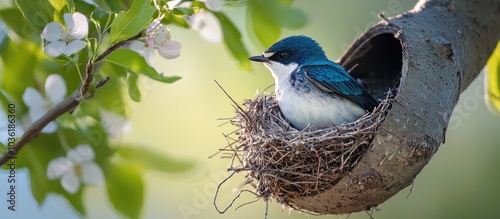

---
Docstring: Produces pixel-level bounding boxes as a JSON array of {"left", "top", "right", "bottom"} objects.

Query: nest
[{"left": 219, "top": 93, "right": 392, "bottom": 213}]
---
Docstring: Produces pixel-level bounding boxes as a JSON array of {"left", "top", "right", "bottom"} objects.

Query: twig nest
[{"left": 227, "top": 93, "right": 392, "bottom": 214}]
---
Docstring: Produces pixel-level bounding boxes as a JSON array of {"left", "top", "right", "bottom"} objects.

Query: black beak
[{"left": 249, "top": 55, "right": 270, "bottom": 63}]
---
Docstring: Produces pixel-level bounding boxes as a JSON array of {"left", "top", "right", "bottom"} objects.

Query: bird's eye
[{"left": 277, "top": 51, "right": 289, "bottom": 60}]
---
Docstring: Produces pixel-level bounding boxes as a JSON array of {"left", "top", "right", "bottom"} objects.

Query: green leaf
[
  {"left": 0, "top": 40, "right": 39, "bottom": 107},
  {"left": 61, "top": 188, "right": 85, "bottom": 215},
  {"left": 88, "top": 37, "right": 98, "bottom": 59},
  {"left": 102, "top": 48, "right": 181, "bottom": 83},
  {"left": 15, "top": 0, "right": 54, "bottom": 30},
  {"left": 99, "top": 59, "right": 128, "bottom": 78},
  {"left": 0, "top": 8, "right": 38, "bottom": 39},
  {"left": 247, "top": 2, "right": 281, "bottom": 47},
  {"left": 105, "top": 160, "right": 144, "bottom": 219},
  {"left": 108, "top": 0, "right": 156, "bottom": 45},
  {"left": 171, "top": 15, "right": 190, "bottom": 28},
  {"left": 213, "top": 12, "right": 251, "bottom": 70},
  {"left": 104, "top": 0, "right": 131, "bottom": 12},
  {"left": 486, "top": 41, "right": 500, "bottom": 115},
  {"left": 0, "top": 142, "right": 5, "bottom": 154},
  {"left": 251, "top": 0, "right": 307, "bottom": 30},
  {"left": 0, "top": 92, "right": 10, "bottom": 111},
  {"left": 246, "top": 0, "right": 307, "bottom": 48},
  {"left": 117, "top": 146, "right": 195, "bottom": 173},
  {"left": 171, "top": 7, "right": 196, "bottom": 16},
  {"left": 93, "top": 76, "right": 128, "bottom": 117},
  {"left": 83, "top": 0, "right": 129, "bottom": 13},
  {"left": 162, "top": 13, "right": 190, "bottom": 28},
  {"left": 71, "top": 0, "right": 96, "bottom": 15},
  {"left": 48, "top": 0, "right": 68, "bottom": 13},
  {"left": 127, "top": 71, "right": 141, "bottom": 102}
]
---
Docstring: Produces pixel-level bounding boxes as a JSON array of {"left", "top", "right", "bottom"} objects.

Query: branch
[
  {"left": 0, "top": 31, "right": 144, "bottom": 167},
  {"left": 80, "top": 31, "right": 143, "bottom": 97},
  {"left": 0, "top": 77, "right": 110, "bottom": 166}
]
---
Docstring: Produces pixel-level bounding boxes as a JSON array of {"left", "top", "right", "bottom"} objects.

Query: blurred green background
[{"left": 2, "top": 0, "right": 500, "bottom": 218}]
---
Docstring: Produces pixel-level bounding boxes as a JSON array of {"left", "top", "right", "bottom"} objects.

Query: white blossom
[
  {"left": 188, "top": 9, "right": 222, "bottom": 43},
  {"left": 167, "top": 0, "right": 222, "bottom": 43},
  {"left": 42, "top": 12, "right": 88, "bottom": 57},
  {"left": 99, "top": 108, "right": 132, "bottom": 139},
  {"left": 47, "top": 144, "right": 104, "bottom": 194},
  {"left": 199, "top": 0, "right": 223, "bottom": 12},
  {"left": 22, "top": 74, "right": 67, "bottom": 134},
  {"left": 146, "top": 18, "right": 182, "bottom": 59},
  {"left": 127, "top": 18, "right": 181, "bottom": 68}
]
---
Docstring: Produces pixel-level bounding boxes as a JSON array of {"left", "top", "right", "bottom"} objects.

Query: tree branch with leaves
[{"left": 0, "top": 0, "right": 307, "bottom": 217}]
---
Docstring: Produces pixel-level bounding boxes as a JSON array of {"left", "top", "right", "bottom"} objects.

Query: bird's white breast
[
  {"left": 264, "top": 61, "right": 366, "bottom": 130},
  {"left": 278, "top": 83, "right": 365, "bottom": 130}
]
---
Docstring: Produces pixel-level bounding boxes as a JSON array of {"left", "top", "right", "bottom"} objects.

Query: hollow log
[{"left": 289, "top": 0, "right": 500, "bottom": 214}]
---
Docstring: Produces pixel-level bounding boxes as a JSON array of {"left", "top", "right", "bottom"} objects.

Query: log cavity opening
[{"left": 342, "top": 33, "right": 402, "bottom": 101}]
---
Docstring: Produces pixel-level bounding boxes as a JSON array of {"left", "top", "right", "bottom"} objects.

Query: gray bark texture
[{"left": 290, "top": 0, "right": 500, "bottom": 214}]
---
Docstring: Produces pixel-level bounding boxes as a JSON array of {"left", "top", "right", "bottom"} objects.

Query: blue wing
[{"left": 303, "top": 62, "right": 378, "bottom": 111}]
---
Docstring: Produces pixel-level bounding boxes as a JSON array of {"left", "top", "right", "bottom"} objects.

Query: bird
[{"left": 249, "top": 35, "right": 378, "bottom": 130}]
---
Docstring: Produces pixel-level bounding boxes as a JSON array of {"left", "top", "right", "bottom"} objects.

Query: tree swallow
[{"left": 249, "top": 35, "right": 378, "bottom": 130}]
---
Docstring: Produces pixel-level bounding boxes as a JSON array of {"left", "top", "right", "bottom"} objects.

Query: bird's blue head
[
  {"left": 250, "top": 35, "right": 327, "bottom": 66},
  {"left": 249, "top": 36, "right": 327, "bottom": 81}
]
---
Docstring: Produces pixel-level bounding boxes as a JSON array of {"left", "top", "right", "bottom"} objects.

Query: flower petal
[
  {"left": 63, "top": 40, "right": 86, "bottom": 56},
  {"left": 28, "top": 108, "right": 45, "bottom": 125},
  {"left": 47, "top": 157, "right": 73, "bottom": 179},
  {"left": 0, "top": 109, "right": 9, "bottom": 145},
  {"left": 158, "top": 40, "right": 181, "bottom": 59},
  {"left": 126, "top": 40, "right": 146, "bottom": 52},
  {"left": 80, "top": 162, "right": 104, "bottom": 186},
  {"left": 67, "top": 144, "right": 95, "bottom": 164},
  {"left": 41, "top": 121, "right": 58, "bottom": 134},
  {"left": 42, "top": 22, "right": 65, "bottom": 42},
  {"left": 65, "top": 12, "right": 88, "bottom": 39},
  {"left": 99, "top": 108, "right": 132, "bottom": 138},
  {"left": 22, "top": 87, "right": 45, "bottom": 109},
  {"left": 167, "top": 0, "right": 182, "bottom": 8},
  {"left": 189, "top": 11, "right": 222, "bottom": 43},
  {"left": 146, "top": 19, "right": 162, "bottom": 37},
  {"left": 146, "top": 19, "right": 162, "bottom": 48},
  {"left": 147, "top": 22, "right": 171, "bottom": 48},
  {"left": 45, "top": 74, "right": 67, "bottom": 104},
  {"left": 141, "top": 47, "right": 157, "bottom": 67},
  {"left": 44, "top": 41, "right": 66, "bottom": 57},
  {"left": 203, "top": 0, "right": 222, "bottom": 12},
  {"left": 61, "top": 170, "right": 80, "bottom": 194},
  {"left": 126, "top": 41, "right": 157, "bottom": 67},
  {"left": 63, "top": 13, "right": 75, "bottom": 33},
  {"left": 27, "top": 105, "right": 58, "bottom": 134},
  {"left": 146, "top": 36, "right": 155, "bottom": 48}
]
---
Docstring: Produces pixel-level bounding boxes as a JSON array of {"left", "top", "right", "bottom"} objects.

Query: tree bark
[{"left": 290, "top": 0, "right": 500, "bottom": 214}]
